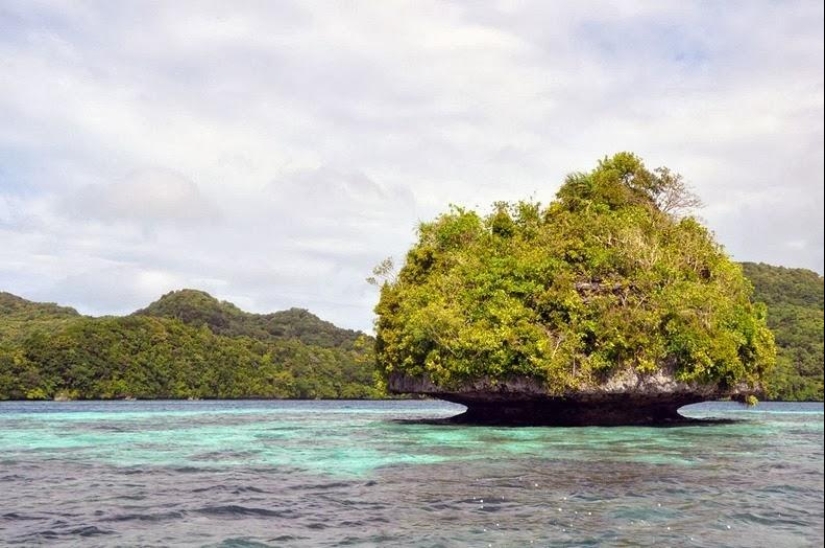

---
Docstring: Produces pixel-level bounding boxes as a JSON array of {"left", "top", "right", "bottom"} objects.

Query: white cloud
[
  {"left": 64, "top": 168, "right": 219, "bottom": 227},
  {"left": 0, "top": 0, "right": 822, "bottom": 330}
]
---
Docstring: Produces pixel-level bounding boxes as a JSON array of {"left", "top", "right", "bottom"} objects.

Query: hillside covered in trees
[
  {"left": 0, "top": 291, "right": 382, "bottom": 401},
  {"left": 375, "top": 154, "right": 776, "bottom": 416},
  {"left": 0, "top": 261, "right": 821, "bottom": 402},
  {"left": 373, "top": 154, "right": 822, "bottom": 410},
  {"left": 133, "top": 289, "right": 362, "bottom": 349},
  {"left": 742, "top": 263, "right": 823, "bottom": 401}
]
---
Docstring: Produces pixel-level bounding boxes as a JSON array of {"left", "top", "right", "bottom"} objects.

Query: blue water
[{"left": 0, "top": 400, "right": 822, "bottom": 547}]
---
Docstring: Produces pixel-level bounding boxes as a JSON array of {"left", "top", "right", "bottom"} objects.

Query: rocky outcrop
[{"left": 388, "top": 369, "right": 736, "bottom": 426}]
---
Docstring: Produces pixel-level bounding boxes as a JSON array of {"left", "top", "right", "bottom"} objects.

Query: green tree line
[
  {"left": 742, "top": 263, "right": 823, "bottom": 401},
  {"left": 0, "top": 291, "right": 383, "bottom": 400}
]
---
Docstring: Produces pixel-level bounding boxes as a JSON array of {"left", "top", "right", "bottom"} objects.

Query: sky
[{"left": 1, "top": 0, "right": 823, "bottom": 332}]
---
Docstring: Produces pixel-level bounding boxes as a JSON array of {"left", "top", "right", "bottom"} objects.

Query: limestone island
[{"left": 373, "top": 153, "right": 776, "bottom": 426}]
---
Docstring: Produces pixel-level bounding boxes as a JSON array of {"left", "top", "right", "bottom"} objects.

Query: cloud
[
  {"left": 0, "top": 0, "right": 821, "bottom": 330},
  {"left": 63, "top": 168, "right": 219, "bottom": 227},
  {"left": 264, "top": 165, "right": 418, "bottom": 237}
]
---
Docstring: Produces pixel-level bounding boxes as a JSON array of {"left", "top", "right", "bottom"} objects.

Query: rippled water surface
[{"left": 0, "top": 400, "right": 822, "bottom": 547}]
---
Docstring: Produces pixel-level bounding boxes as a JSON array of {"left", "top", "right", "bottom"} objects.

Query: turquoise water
[{"left": 0, "top": 400, "right": 822, "bottom": 546}]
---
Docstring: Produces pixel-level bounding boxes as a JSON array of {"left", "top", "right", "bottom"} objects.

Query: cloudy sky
[{"left": 1, "top": 1, "right": 822, "bottom": 332}]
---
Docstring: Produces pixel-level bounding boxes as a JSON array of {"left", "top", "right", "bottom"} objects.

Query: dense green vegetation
[
  {"left": 0, "top": 292, "right": 81, "bottom": 343},
  {"left": 375, "top": 153, "right": 776, "bottom": 396},
  {"left": 742, "top": 263, "right": 823, "bottom": 401},
  {"left": 0, "top": 291, "right": 382, "bottom": 400},
  {"left": 134, "top": 289, "right": 362, "bottom": 349},
  {"left": 0, "top": 292, "right": 80, "bottom": 320}
]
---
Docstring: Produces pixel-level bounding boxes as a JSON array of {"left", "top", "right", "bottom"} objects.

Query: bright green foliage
[
  {"left": 0, "top": 292, "right": 383, "bottom": 400},
  {"left": 742, "top": 262, "right": 823, "bottom": 401},
  {"left": 375, "top": 153, "right": 776, "bottom": 394}
]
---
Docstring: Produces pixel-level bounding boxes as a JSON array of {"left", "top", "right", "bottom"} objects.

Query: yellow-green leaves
[{"left": 374, "top": 154, "right": 777, "bottom": 394}]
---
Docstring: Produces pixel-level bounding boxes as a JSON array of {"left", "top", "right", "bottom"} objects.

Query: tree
[
  {"left": 374, "top": 153, "right": 775, "bottom": 396},
  {"left": 0, "top": 291, "right": 385, "bottom": 400},
  {"left": 741, "top": 262, "right": 823, "bottom": 401}
]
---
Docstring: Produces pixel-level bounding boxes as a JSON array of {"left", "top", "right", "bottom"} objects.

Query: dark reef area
[{"left": 389, "top": 372, "right": 741, "bottom": 427}]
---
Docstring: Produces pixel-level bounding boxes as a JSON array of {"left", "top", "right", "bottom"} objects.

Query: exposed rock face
[{"left": 388, "top": 370, "right": 734, "bottom": 426}]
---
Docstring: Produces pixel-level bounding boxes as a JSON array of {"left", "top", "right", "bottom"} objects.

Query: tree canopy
[
  {"left": 134, "top": 289, "right": 362, "bottom": 349},
  {"left": 742, "top": 263, "right": 823, "bottom": 401},
  {"left": 374, "top": 153, "right": 776, "bottom": 396},
  {"left": 0, "top": 291, "right": 382, "bottom": 401}
]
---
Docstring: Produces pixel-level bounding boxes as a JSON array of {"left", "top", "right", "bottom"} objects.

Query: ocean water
[{"left": 0, "top": 400, "right": 822, "bottom": 547}]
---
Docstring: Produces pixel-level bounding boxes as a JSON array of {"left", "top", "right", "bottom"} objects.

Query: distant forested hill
[
  {"left": 0, "top": 292, "right": 80, "bottom": 319},
  {"left": 0, "top": 292, "right": 81, "bottom": 343},
  {"left": 0, "top": 291, "right": 382, "bottom": 401},
  {"left": 741, "top": 263, "right": 824, "bottom": 401},
  {"left": 133, "top": 289, "right": 361, "bottom": 349}
]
